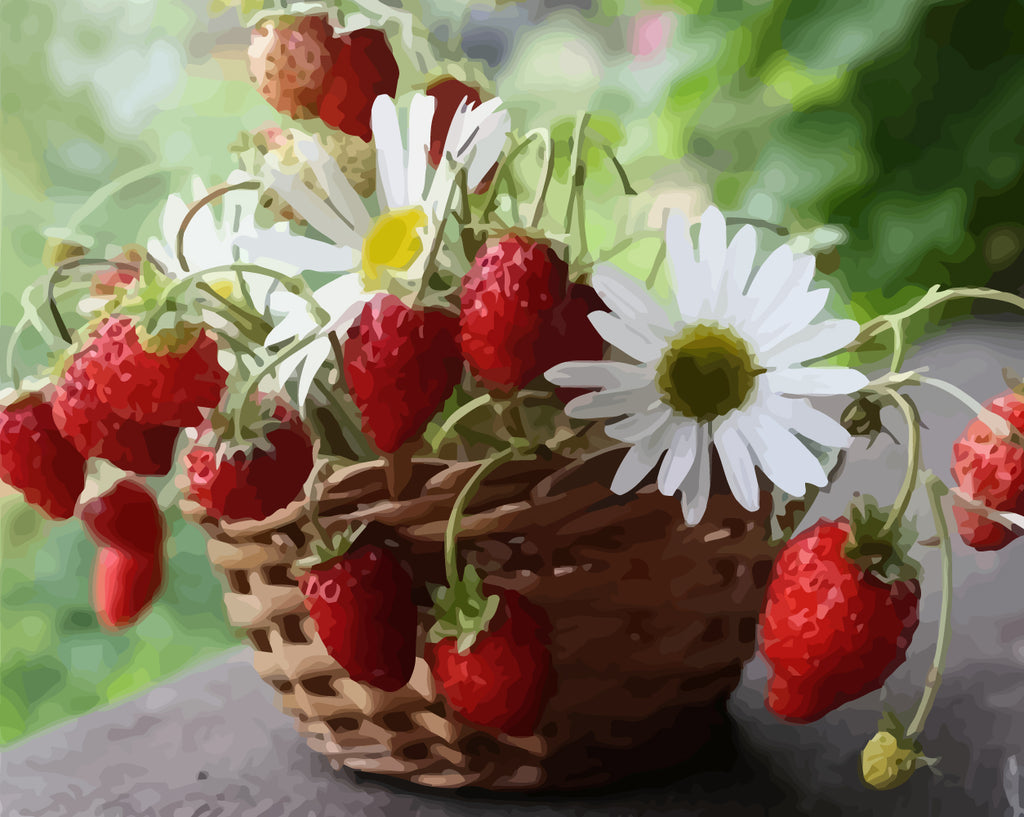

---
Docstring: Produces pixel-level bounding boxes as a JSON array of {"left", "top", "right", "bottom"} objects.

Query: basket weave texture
[{"left": 184, "top": 446, "right": 785, "bottom": 790}]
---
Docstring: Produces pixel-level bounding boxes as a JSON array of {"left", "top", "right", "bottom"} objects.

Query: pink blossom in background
[{"left": 630, "top": 12, "right": 675, "bottom": 62}]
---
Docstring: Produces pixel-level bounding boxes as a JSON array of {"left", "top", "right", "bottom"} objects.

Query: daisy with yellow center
[{"left": 546, "top": 206, "right": 868, "bottom": 525}]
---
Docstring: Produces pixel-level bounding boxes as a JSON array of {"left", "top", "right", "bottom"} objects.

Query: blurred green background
[{"left": 2, "top": 0, "right": 1022, "bottom": 744}]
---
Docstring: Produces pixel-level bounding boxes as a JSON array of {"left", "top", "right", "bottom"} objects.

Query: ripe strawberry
[
  {"left": 248, "top": 13, "right": 337, "bottom": 120},
  {"left": 53, "top": 354, "right": 180, "bottom": 475},
  {"left": 299, "top": 543, "right": 417, "bottom": 691},
  {"left": 59, "top": 317, "right": 226, "bottom": 429},
  {"left": 950, "top": 390, "right": 1024, "bottom": 550},
  {"left": 342, "top": 294, "right": 463, "bottom": 453},
  {"left": 460, "top": 233, "right": 571, "bottom": 392},
  {"left": 82, "top": 480, "right": 165, "bottom": 630},
  {"left": 0, "top": 391, "right": 86, "bottom": 519},
  {"left": 425, "top": 76, "right": 484, "bottom": 168},
  {"left": 759, "top": 510, "right": 920, "bottom": 723},
  {"left": 427, "top": 587, "right": 555, "bottom": 736},
  {"left": 318, "top": 28, "right": 399, "bottom": 142},
  {"left": 539, "top": 282, "right": 608, "bottom": 403},
  {"left": 184, "top": 408, "right": 314, "bottom": 521}
]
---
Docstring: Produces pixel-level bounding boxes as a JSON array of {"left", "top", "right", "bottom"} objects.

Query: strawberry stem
[
  {"left": 175, "top": 180, "right": 260, "bottom": 274},
  {"left": 416, "top": 167, "right": 465, "bottom": 302},
  {"left": 564, "top": 111, "right": 592, "bottom": 261},
  {"left": 443, "top": 446, "right": 517, "bottom": 588},
  {"left": 645, "top": 239, "right": 667, "bottom": 289},
  {"left": 481, "top": 128, "right": 545, "bottom": 224},
  {"left": 429, "top": 393, "right": 493, "bottom": 453},
  {"left": 880, "top": 388, "right": 921, "bottom": 536},
  {"left": 907, "top": 472, "right": 954, "bottom": 739}
]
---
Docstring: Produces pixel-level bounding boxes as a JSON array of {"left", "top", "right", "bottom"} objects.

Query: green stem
[
  {"left": 645, "top": 240, "right": 667, "bottom": 289},
  {"left": 881, "top": 388, "right": 921, "bottom": 535},
  {"left": 313, "top": 379, "right": 370, "bottom": 461},
  {"left": 194, "top": 282, "right": 269, "bottom": 340},
  {"left": 45, "top": 257, "right": 136, "bottom": 345},
  {"left": 429, "top": 394, "right": 493, "bottom": 452},
  {"left": 907, "top": 473, "right": 954, "bottom": 739},
  {"left": 529, "top": 129, "right": 555, "bottom": 228},
  {"left": 563, "top": 111, "right": 592, "bottom": 245},
  {"left": 601, "top": 144, "right": 637, "bottom": 196},
  {"left": 443, "top": 446, "right": 516, "bottom": 588},
  {"left": 176, "top": 180, "right": 260, "bottom": 274},
  {"left": 233, "top": 334, "right": 321, "bottom": 425},
  {"left": 481, "top": 130, "right": 543, "bottom": 223},
  {"left": 914, "top": 374, "right": 1018, "bottom": 443},
  {"left": 417, "top": 168, "right": 463, "bottom": 302},
  {"left": 724, "top": 217, "right": 789, "bottom": 236}
]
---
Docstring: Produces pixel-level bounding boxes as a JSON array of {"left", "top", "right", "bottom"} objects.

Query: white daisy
[
  {"left": 545, "top": 205, "right": 868, "bottom": 525},
  {"left": 241, "top": 91, "right": 511, "bottom": 401}
]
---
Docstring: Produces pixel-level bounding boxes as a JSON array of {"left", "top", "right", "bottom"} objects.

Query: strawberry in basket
[{"left": 297, "top": 532, "right": 418, "bottom": 692}]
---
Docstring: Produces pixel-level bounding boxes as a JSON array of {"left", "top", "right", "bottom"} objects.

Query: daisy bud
[{"left": 860, "top": 730, "right": 932, "bottom": 791}]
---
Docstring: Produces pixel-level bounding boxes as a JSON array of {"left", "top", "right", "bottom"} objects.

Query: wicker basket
[{"left": 183, "top": 446, "right": 791, "bottom": 791}]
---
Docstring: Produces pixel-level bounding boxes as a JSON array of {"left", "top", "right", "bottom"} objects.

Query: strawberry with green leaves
[
  {"left": 426, "top": 567, "right": 556, "bottom": 736},
  {"left": 297, "top": 530, "right": 418, "bottom": 691},
  {"left": 81, "top": 480, "right": 166, "bottom": 630},
  {"left": 185, "top": 403, "right": 314, "bottom": 522},
  {"left": 759, "top": 499, "right": 921, "bottom": 723}
]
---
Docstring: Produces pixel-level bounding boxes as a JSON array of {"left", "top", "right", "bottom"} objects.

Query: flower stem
[
  {"left": 564, "top": 111, "right": 592, "bottom": 258},
  {"left": 907, "top": 473, "right": 954, "bottom": 740},
  {"left": 601, "top": 143, "right": 637, "bottom": 196},
  {"left": 645, "top": 240, "right": 667, "bottom": 289},
  {"left": 529, "top": 128, "right": 555, "bottom": 229},
  {"left": 881, "top": 388, "right": 922, "bottom": 535},
  {"left": 443, "top": 446, "right": 517, "bottom": 588}
]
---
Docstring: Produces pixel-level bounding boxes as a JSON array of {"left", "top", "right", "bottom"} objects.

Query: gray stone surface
[{"left": 4, "top": 318, "right": 1024, "bottom": 816}]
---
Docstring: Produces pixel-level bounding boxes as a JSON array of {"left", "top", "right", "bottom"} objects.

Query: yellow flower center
[
  {"left": 361, "top": 207, "right": 427, "bottom": 289},
  {"left": 208, "top": 279, "right": 236, "bottom": 299},
  {"left": 656, "top": 324, "right": 765, "bottom": 423}
]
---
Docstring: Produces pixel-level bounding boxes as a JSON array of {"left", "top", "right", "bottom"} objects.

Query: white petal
[
  {"left": 605, "top": 405, "right": 673, "bottom": 444},
  {"left": 679, "top": 428, "right": 712, "bottom": 525},
  {"left": 372, "top": 95, "right": 407, "bottom": 211},
  {"left": 265, "top": 311, "right": 316, "bottom": 346},
  {"left": 740, "top": 412, "right": 827, "bottom": 497},
  {"left": 588, "top": 312, "right": 665, "bottom": 363},
  {"left": 760, "top": 319, "right": 861, "bottom": 368},
  {"left": 406, "top": 93, "right": 435, "bottom": 208},
  {"left": 545, "top": 360, "right": 653, "bottom": 391},
  {"left": 236, "top": 229, "right": 359, "bottom": 274},
  {"left": 665, "top": 208, "right": 696, "bottom": 281},
  {"left": 312, "top": 274, "right": 366, "bottom": 321},
  {"left": 752, "top": 287, "right": 830, "bottom": 344},
  {"left": 564, "top": 384, "right": 662, "bottom": 420},
  {"left": 745, "top": 249, "right": 816, "bottom": 327},
  {"left": 609, "top": 417, "right": 678, "bottom": 495},
  {"left": 768, "top": 396, "right": 853, "bottom": 449},
  {"left": 698, "top": 206, "right": 727, "bottom": 289},
  {"left": 765, "top": 366, "right": 869, "bottom": 397},
  {"left": 297, "top": 337, "right": 333, "bottom": 405},
  {"left": 262, "top": 158, "right": 362, "bottom": 248},
  {"left": 464, "top": 110, "right": 511, "bottom": 190},
  {"left": 294, "top": 135, "right": 371, "bottom": 236},
  {"left": 713, "top": 418, "right": 760, "bottom": 511},
  {"left": 590, "top": 263, "right": 677, "bottom": 331},
  {"left": 656, "top": 420, "right": 699, "bottom": 496}
]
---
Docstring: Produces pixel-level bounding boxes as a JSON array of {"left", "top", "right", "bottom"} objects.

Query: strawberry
[
  {"left": 342, "top": 294, "right": 463, "bottom": 453},
  {"left": 248, "top": 13, "right": 337, "bottom": 120},
  {"left": 950, "top": 390, "right": 1024, "bottom": 550},
  {"left": 299, "top": 541, "right": 417, "bottom": 691},
  {"left": 82, "top": 480, "right": 165, "bottom": 630},
  {"left": 427, "top": 585, "right": 555, "bottom": 736},
  {"left": 539, "top": 282, "right": 608, "bottom": 403},
  {"left": 184, "top": 407, "right": 314, "bottom": 521},
  {"left": 759, "top": 507, "right": 920, "bottom": 723},
  {"left": 425, "top": 76, "right": 483, "bottom": 168},
  {"left": 318, "top": 28, "right": 399, "bottom": 142},
  {"left": 52, "top": 361, "right": 180, "bottom": 475},
  {"left": 0, "top": 390, "right": 87, "bottom": 519},
  {"left": 58, "top": 317, "right": 226, "bottom": 429},
  {"left": 459, "top": 233, "right": 571, "bottom": 392}
]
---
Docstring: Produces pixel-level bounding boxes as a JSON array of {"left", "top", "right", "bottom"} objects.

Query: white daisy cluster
[{"left": 546, "top": 206, "right": 867, "bottom": 524}]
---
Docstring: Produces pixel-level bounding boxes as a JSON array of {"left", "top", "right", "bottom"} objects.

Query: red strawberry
[
  {"left": 299, "top": 543, "right": 417, "bottom": 691},
  {"left": 759, "top": 513, "right": 921, "bottom": 723},
  {"left": 951, "top": 390, "right": 1024, "bottom": 550},
  {"left": 58, "top": 317, "right": 226, "bottom": 429},
  {"left": 427, "top": 587, "right": 555, "bottom": 736},
  {"left": 53, "top": 353, "right": 180, "bottom": 475},
  {"left": 318, "top": 28, "right": 399, "bottom": 142},
  {"left": 248, "top": 13, "right": 337, "bottom": 119},
  {"left": 539, "top": 282, "right": 608, "bottom": 403},
  {"left": 425, "top": 76, "right": 484, "bottom": 168},
  {"left": 82, "top": 480, "right": 165, "bottom": 630},
  {"left": 459, "top": 233, "right": 571, "bottom": 392},
  {"left": 184, "top": 408, "right": 314, "bottom": 521},
  {"left": 342, "top": 294, "right": 463, "bottom": 453},
  {"left": 0, "top": 391, "right": 86, "bottom": 519}
]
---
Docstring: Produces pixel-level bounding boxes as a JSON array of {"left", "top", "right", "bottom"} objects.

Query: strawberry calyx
[
  {"left": 292, "top": 522, "right": 366, "bottom": 574},
  {"left": 844, "top": 495, "right": 921, "bottom": 583},
  {"left": 427, "top": 565, "right": 501, "bottom": 654}
]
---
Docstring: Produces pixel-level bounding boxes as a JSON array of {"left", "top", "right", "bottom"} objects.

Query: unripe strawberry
[{"left": 248, "top": 13, "right": 337, "bottom": 119}]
